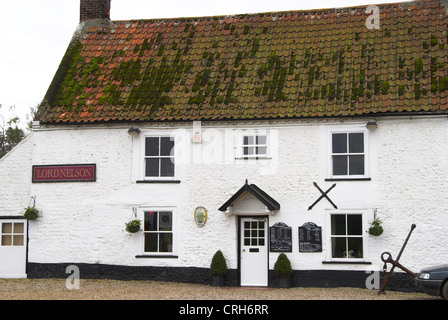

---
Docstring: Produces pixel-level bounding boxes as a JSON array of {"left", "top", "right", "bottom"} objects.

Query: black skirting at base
[{"left": 26, "top": 262, "right": 418, "bottom": 292}]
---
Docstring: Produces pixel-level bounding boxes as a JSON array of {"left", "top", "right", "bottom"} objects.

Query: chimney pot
[{"left": 80, "top": 0, "right": 111, "bottom": 22}]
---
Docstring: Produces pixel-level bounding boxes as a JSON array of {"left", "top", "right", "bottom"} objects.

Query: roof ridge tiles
[{"left": 93, "top": 0, "right": 443, "bottom": 25}]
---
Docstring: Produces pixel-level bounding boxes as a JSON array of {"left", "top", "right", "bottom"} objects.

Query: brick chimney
[{"left": 80, "top": 0, "right": 111, "bottom": 22}]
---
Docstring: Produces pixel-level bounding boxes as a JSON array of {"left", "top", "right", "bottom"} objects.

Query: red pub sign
[{"left": 32, "top": 164, "right": 96, "bottom": 183}]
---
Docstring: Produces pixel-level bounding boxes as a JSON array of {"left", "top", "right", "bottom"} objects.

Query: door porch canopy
[{"left": 218, "top": 180, "right": 280, "bottom": 216}]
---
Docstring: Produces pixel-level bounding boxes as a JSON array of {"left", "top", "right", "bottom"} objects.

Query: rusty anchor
[{"left": 378, "top": 224, "right": 416, "bottom": 295}]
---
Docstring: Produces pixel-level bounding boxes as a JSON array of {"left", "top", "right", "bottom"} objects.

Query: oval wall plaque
[{"left": 194, "top": 206, "right": 207, "bottom": 227}]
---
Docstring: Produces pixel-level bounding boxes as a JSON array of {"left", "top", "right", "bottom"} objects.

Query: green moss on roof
[{"left": 40, "top": 0, "right": 448, "bottom": 123}]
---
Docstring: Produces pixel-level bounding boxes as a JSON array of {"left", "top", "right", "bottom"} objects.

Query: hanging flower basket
[
  {"left": 125, "top": 219, "right": 141, "bottom": 233},
  {"left": 23, "top": 206, "right": 39, "bottom": 220},
  {"left": 368, "top": 218, "right": 384, "bottom": 236}
]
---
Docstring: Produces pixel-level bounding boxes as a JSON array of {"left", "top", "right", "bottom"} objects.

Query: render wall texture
[
  {"left": 1, "top": 117, "right": 447, "bottom": 277},
  {"left": 0, "top": 135, "right": 34, "bottom": 216}
]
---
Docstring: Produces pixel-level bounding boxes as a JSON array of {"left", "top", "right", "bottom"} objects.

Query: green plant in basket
[
  {"left": 23, "top": 206, "right": 39, "bottom": 220},
  {"left": 125, "top": 219, "right": 142, "bottom": 233},
  {"left": 368, "top": 217, "right": 384, "bottom": 236}
]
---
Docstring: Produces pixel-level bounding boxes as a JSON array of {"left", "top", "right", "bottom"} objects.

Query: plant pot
[
  {"left": 274, "top": 253, "right": 292, "bottom": 288},
  {"left": 211, "top": 275, "right": 224, "bottom": 287},
  {"left": 277, "top": 276, "right": 292, "bottom": 288},
  {"left": 210, "top": 250, "right": 227, "bottom": 287}
]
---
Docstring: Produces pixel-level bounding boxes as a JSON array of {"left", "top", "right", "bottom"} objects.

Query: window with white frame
[
  {"left": 240, "top": 133, "right": 268, "bottom": 158},
  {"left": 1, "top": 222, "right": 25, "bottom": 246},
  {"left": 143, "top": 210, "right": 173, "bottom": 253},
  {"left": 144, "top": 136, "right": 175, "bottom": 178},
  {"left": 329, "top": 213, "right": 365, "bottom": 259},
  {"left": 329, "top": 129, "right": 368, "bottom": 178}
]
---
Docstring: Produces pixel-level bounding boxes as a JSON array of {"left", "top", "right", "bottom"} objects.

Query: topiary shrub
[
  {"left": 274, "top": 253, "right": 292, "bottom": 288},
  {"left": 210, "top": 250, "right": 227, "bottom": 287},
  {"left": 210, "top": 250, "right": 227, "bottom": 276},
  {"left": 274, "top": 253, "right": 292, "bottom": 277}
]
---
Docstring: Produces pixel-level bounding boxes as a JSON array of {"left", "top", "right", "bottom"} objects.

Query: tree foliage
[{"left": 0, "top": 105, "right": 26, "bottom": 159}]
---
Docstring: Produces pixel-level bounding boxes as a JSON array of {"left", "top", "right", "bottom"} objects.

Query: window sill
[
  {"left": 322, "top": 260, "right": 372, "bottom": 265},
  {"left": 136, "top": 180, "right": 181, "bottom": 184},
  {"left": 0, "top": 215, "right": 26, "bottom": 219},
  {"left": 136, "top": 255, "right": 178, "bottom": 259},
  {"left": 325, "top": 178, "right": 371, "bottom": 182},
  {"left": 235, "top": 157, "right": 272, "bottom": 160}
]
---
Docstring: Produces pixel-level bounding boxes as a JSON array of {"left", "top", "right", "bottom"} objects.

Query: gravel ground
[{"left": 0, "top": 278, "right": 438, "bottom": 300}]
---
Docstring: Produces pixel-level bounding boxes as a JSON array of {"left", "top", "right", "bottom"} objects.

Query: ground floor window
[
  {"left": 329, "top": 212, "right": 364, "bottom": 259},
  {"left": 143, "top": 211, "right": 173, "bottom": 253}
]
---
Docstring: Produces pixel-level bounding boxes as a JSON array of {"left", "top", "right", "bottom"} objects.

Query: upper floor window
[
  {"left": 239, "top": 132, "right": 269, "bottom": 159},
  {"left": 144, "top": 137, "right": 175, "bottom": 178},
  {"left": 328, "top": 128, "right": 368, "bottom": 179}
]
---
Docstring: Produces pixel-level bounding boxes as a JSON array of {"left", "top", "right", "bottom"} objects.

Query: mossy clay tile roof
[{"left": 39, "top": 0, "right": 448, "bottom": 124}]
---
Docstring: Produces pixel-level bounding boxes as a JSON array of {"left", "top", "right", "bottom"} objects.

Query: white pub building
[{"left": 1, "top": 0, "right": 448, "bottom": 291}]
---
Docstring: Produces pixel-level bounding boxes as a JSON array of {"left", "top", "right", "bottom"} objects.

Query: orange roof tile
[{"left": 39, "top": 0, "right": 448, "bottom": 124}]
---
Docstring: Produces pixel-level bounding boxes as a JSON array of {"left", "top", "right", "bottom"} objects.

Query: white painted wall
[
  {"left": 1, "top": 117, "right": 447, "bottom": 275},
  {"left": 0, "top": 134, "right": 34, "bottom": 216}
]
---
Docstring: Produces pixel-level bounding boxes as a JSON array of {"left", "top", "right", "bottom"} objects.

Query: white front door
[
  {"left": 0, "top": 219, "right": 27, "bottom": 278},
  {"left": 240, "top": 217, "right": 268, "bottom": 286}
]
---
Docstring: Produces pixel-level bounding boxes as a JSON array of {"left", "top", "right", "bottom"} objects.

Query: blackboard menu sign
[
  {"left": 299, "top": 222, "right": 322, "bottom": 252},
  {"left": 270, "top": 223, "right": 292, "bottom": 252}
]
